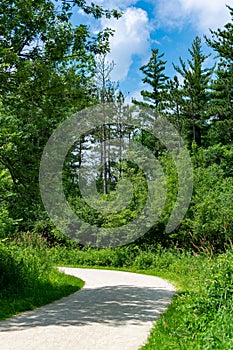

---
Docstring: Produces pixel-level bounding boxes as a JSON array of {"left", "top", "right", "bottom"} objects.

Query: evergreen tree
[
  {"left": 206, "top": 6, "right": 233, "bottom": 64},
  {"left": 163, "top": 75, "right": 185, "bottom": 142},
  {"left": 173, "top": 36, "right": 214, "bottom": 147},
  {"left": 133, "top": 48, "right": 168, "bottom": 111},
  {"left": 205, "top": 6, "right": 233, "bottom": 146}
]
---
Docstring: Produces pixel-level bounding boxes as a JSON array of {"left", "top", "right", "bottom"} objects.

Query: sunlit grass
[{"left": 0, "top": 268, "right": 84, "bottom": 320}]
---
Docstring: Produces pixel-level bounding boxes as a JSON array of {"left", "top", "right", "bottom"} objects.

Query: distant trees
[
  {"left": 134, "top": 37, "right": 215, "bottom": 147},
  {"left": 95, "top": 54, "right": 115, "bottom": 194},
  {"left": 163, "top": 75, "right": 184, "bottom": 138}
]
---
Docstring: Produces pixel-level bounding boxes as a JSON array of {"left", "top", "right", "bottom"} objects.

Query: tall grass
[
  {"left": 141, "top": 249, "right": 233, "bottom": 349},
  {"left": 0, "top": 235, "right": 84, "bottom": 320}
]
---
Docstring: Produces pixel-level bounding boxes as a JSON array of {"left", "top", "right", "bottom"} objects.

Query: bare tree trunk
[
  {"left": 107, "top": 123, "right": 111, "bottom": 183},
  {"left": 101, "top": 86, "right": 108, "bottom": 195},
  {"left": 95, "top": 54, "right": 115, "bottom": 194}
]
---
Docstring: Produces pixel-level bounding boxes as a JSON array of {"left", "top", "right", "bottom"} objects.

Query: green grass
[
  {"left": 0, "top": 238, "right": 85, "bottom": 321},
  {"left": 0, "top": 268, "right": 84, "bottom": 320},
  {"left": 140, "top": 251, "right": 233, "bottom": 350},
  {"left": 141, "top": 291, "right": 233, "bottom": 350}
]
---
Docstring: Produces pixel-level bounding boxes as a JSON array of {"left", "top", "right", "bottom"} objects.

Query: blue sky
[{"left": 74, "top": 0, "right": 232, "bottom": 101}]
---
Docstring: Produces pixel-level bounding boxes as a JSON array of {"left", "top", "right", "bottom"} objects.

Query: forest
[{"left": 0, "top": 1, "right": 232, "bottom": 348}]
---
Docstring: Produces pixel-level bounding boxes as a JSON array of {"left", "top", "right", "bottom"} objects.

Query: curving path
[{"left": 0, "top": 268, "right": 176, "bottom": 350}]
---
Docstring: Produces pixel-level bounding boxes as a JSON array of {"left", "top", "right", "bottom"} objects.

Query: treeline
[{"left": 0, "top": 1, "right": 232, "bottom": 251}]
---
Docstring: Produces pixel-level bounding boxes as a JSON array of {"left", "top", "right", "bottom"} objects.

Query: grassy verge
[
  {"left": 0, "top": 240, "right": 84, "bottom": 321},
  {"left": 0, "top": 269, "right": 84, "bottom": 320},
  {"left": 141, "top": 250, "right": 233, "bottom": 350}
]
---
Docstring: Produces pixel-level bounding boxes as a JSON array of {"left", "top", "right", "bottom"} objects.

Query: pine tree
[
  {"left": 205, "top": 6, "right": 233, "bottom": 145},
  {"left": 173, "top": 36, "right": 214, "bottom": 147},
  {"left": 163, "top": 75, "right": 185, "bottom": 140},
  {"left": 206, "top": 6, "right": 233, "bottom": 64},
  {"left": 133, "top": 48, "right": 168, "bottom": 111}
]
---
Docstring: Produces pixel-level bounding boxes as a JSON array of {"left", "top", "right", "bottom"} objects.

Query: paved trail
[{"left": 0, "top": 268, "right": 176, "bottom": 350}]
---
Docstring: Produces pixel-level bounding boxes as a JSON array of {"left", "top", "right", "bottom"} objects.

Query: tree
[
  {"left": 132, "top": 49, "right": 169, "bottom": 157},
  {"left": 163, "top": 75, "right": 185, "bottom": 143},
  {"left": 133, "top": 48, "right": 168, "bottom": 111},
  {"left": 205, "top": 6, "right": 233, "bottom": 64},
  {"left": 205, "top": 6, "right": 233, "bottom": 146},
  {"left": 95, "top": 54, "right": 115, "bottom": 194},
  {"left": 173, "top": 36, "right": 214, "bottom": 147},
  {"left": 0, "top": 0, "right": 121, "bottom": 227},
  {"left": 206, "top": 69, "right": 233, "bottom": 146}
]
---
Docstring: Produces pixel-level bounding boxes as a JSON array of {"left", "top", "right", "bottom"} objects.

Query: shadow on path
[{"left": 0, "top": 284, "right": 174, "bottom": 331}]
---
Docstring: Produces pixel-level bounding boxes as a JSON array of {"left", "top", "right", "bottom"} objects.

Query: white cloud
[
  {"left": 155, "top": 0, "right": 232, "bottom": 33},
  {"left": 100, "top": 7, "right": 152, "bottom": 82},
  {"left": 86, "top": 0, "right": 138, "bottom": 10}
]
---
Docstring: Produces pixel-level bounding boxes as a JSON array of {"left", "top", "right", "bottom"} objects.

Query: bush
[
  {"left": 190, "top": 169, "right": 232, "bottom": 250},
  {"left": 32, "top": 220, "right": 77, "bottom": 247},
  {"left": 177, "top": 163, "right": 233, "bottom": 251},
  {"left": 0, "top": 208, "right": 15, "bottom": 238}
]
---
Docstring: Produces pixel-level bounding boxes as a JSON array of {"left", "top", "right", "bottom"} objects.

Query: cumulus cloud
[
  {"left": 155, "top": 0, "right": 232, "bottom": 33},
  {"left": 100, "top": 7, "right": 152, "bottom": 82}
]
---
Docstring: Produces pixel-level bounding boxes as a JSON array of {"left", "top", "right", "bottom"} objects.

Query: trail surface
[{"left": 0, "top": 268, "right": 176, "bottom": 350}]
